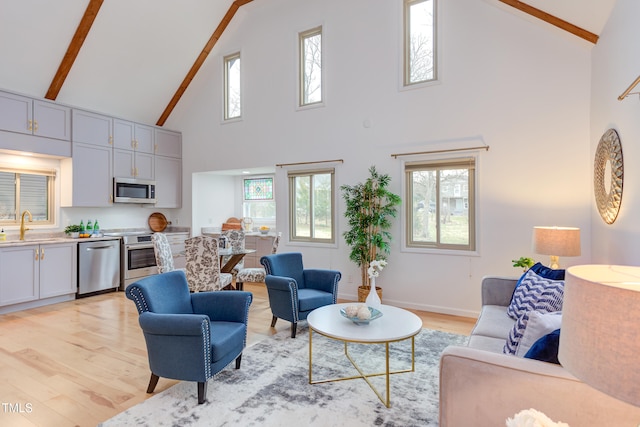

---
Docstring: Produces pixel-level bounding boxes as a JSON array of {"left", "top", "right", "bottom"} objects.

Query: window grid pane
[
  {"left": 300, "top": 28, "right": 322, "bottom": 106},
  {"left": 0, "top": 172, "right": 16, "bottom": 220},
  {"left": 224, "top": 53, "right": 241, "bottom": 120},
  {"left": 244, "top": 178, "right": 273, "bottom": 200},
  {"left": 289, "top": 169, "right": 334, "bottom": 243},
  {"left": 0, "top": 170, "right": 53, "bottom": 224},
  {"left": 407, "top": 160, "right": 474, "bottom": 251},
  {"left": 405, "top": 0, "right": 436, "bottom": 86}
]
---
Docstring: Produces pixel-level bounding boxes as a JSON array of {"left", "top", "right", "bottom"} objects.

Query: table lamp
[
  {"left": 532, "top": 226, "right": 580, "bottom": 269},
  {"left": 559, "top": 265, "right": 640, "bottom": 409}
]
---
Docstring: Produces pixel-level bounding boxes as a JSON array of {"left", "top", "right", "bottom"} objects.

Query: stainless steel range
[{"left": 103, "top": 231, "right": 157, "bottom": 289}]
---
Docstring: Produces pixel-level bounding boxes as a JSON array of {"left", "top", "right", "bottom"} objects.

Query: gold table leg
[{"left": 308, "top": 328, "right": 416, "bottom": 408}]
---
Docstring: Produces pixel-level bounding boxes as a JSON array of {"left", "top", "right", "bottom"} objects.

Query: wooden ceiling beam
[
  {"left": 45, "top": 0, "right": 104, "bottom": 100},
  {"left": 156, "top": 0, "right": 253, "bottom": 127},
  {"left": 498, "top": 0, "right": 598, "bottom": 44}
]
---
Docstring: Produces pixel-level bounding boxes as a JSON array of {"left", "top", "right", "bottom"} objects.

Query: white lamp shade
[
  {"left": 558, "top": 265, "right": 640, "bottom": 408},
  {"left": 532, "top": 226, "right": 581, "bottom": 257}
]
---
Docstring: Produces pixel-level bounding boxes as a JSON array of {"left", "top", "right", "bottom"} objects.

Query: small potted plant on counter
[{"left": 64, "top": 224, "right": 82, "bottom": 238}]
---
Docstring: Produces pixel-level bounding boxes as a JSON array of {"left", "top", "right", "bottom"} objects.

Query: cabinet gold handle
[
  {"left": 110, "top": 194, "right": 113, "bottom": 203},
  {"left": 28, "top": 119, "right": 32, "bottom": 131},
  {"left": 40, "top": 248, "right": 45, "bottom": 260},
  {"left": 135, "top": 167, "right": 138, "bottom": 176},
  {"left": 154, "top": 143, "right": 158, "bottom": 153},
  {"left": 34, "top": 120, "right": 38, "bottom": 132},
  {"left": 109, "top": 135, "right": 113, "bottom": 145},
  {"left": 35, "top": 248, "right": 39, "bottom": 261}
]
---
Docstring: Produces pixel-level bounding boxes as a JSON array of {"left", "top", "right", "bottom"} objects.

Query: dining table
[{"left": 218, "top": 247, "right": 256, "bottom": 274}]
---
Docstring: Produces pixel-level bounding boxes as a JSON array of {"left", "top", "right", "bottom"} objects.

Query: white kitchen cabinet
[
  {"left": 0, "top": 91, "right": 71, "bottom": 141},
  {"left": 113, "top": 148, "right": 154, "bottom": 180},
  {"left": 113, "top": 119, "right": 154, "bottom": 154},
  {"left": 39, "top": 243, "right": 77, "bottom": 298},
  {"left": 0, "top": 245, "right": 39, "bottom": 306},
  {"left": 155, "top": 128, "right": 182, "bottom": 158},
  {"left": 61, "top": 142, "right": 113, "bottom": 207},
  {"left": 0, "top": 242, "right": 77, "bottom": 308},
  {"left": 154, "top": 155, "right": 181, "bottom": 208},
  {"left": 72, "top": 109, "right": 112, "bottom": 147}
]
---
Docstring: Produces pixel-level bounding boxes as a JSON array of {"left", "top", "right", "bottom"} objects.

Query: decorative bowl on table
[
  {"left": 340, "top": 305, "right": 383, "bottom": 325},
  {"left": 259, "top": 227, "right": 270, "bottom": 234}
]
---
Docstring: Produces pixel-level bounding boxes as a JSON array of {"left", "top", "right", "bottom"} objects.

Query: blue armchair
[
  {"left": 261, "top": 252, "right": 341, "bottom": 338},
  {"left": 125, "top": 270, "right": 253, "bottom": 404}
]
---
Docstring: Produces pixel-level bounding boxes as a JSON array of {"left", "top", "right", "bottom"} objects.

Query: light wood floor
[{"left": 0, "top": 283, "right": 476, "bottom": 427}]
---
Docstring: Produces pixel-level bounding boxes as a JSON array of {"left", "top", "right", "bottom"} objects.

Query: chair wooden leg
[
  {"left": 197, "top": 381, "right": 208, "bottom": 404},
  {"left": 270, "top": 315, "right": 278, "bottom": 327},
  {"left": 291, "top": 322, "right": 297, "bottom": 338},
  {"left": 235, "top": 354, "right": 242, "bottom": 369},
  {"left": 236, "top": 281, "right": 243, "bottom": 290},
  {"left": 147, "top": 373, "right": 160, "bottom": 393}
]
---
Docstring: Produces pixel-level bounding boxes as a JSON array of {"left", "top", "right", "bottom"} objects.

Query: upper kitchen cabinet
[
  {"left": 154, "top": 155, "right": 181, "bottom": 208},
  {"left": 61, "top": 142, "right": 113, "bottom": 207},
  {"left": 113, "top": 119, "right": 154, "bottom": 153},
  {"left": 113, "top": 148, "right": 154, "bottom": 180},
  {"left": 72, "top": 109, "right": 112, "bottom": 147},
  {"left": 0, "top": 91, "right": 71, "bottom": 141},
  {"left": 155, "top": 129, "right": 182, "bottom": 158}
]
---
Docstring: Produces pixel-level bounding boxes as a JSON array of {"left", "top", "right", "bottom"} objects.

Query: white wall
[
  {"left": 166, "top": 0, "right": 593, "bottom": 316},
  {"left": 191, "top": 173, "right": 236, "bottom": 236},
  {"left": 590, "top": 0, "right": 640, "bottom": 265}
]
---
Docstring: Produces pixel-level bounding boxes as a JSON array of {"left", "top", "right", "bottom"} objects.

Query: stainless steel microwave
[{"left": 113, "top": 177, "right": 156, "bottom": 204}]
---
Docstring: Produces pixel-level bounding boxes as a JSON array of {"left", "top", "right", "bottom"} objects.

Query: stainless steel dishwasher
[{"left": 78, "top": 239, "right": 121, "bottom": 296}]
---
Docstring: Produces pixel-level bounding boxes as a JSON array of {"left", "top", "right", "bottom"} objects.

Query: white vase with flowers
[{"left": 365, "top": 259, "right": 387, "bottom": 309}]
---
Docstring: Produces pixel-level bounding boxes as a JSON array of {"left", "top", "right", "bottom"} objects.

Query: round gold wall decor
[{"left": 594, "top": 128, "right": 623, "bottom": 224}]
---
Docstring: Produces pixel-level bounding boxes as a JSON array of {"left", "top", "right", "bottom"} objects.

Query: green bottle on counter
[
  {"left": 80, "top": 220, "right": 84, "bottom": 233},
  {"left": 87, "top": 220, "right": 93, "bottom": 233},
  {"left": 93, "top": 220, "right": 99, "bottom": 234}
]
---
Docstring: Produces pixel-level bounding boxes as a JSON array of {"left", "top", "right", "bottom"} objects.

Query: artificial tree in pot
[{"left": 341, "top": 166, "right": 401, "bottom": 299}]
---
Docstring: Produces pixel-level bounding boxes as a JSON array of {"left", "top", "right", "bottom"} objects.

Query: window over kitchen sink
[
  {"left": 243, "top": 177, "right": 275, "bottom": 224},
  {"left": 0, "top": 166, "right": 54, "bottom": 225}
]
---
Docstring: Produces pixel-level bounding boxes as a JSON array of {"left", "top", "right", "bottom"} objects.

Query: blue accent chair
[
  {"left": 125, "top": 270, "right": 253, "bottom": 404},
  {"left": 261, "top": 252, "right": 341, "bottom": 338}
]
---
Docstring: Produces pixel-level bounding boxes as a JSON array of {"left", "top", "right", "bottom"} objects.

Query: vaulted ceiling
[{"left": 0, "top": 0, "right": 616, "bottom": 127}]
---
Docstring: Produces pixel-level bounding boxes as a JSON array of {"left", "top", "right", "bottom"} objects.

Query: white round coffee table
[{"left": 307, "top": 303, "right": 423, "bottom": 407}]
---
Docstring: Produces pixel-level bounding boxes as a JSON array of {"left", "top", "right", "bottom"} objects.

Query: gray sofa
[{"left": 439, "top": 276, "right": 640, "bottom": 427}]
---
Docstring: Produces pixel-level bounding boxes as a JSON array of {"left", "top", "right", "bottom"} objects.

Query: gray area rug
[{"left": 99, "top": 326, "right": 467, "bottom": 427}]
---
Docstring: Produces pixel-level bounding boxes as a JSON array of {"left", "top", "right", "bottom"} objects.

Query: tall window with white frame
[
  {"left": 299, "top": 26, "right": 323, "bottom": 107},
  {"left": 224, "top": 52, "right": 241, "bottom": 120},
  {"left": 405, "top": 158, "right": 475, "bottom": 251},
  {"left": 0, "top": 168, "right": 55, "bottom": 225},
  {"left": 288, "top": 168, "right": 334, "bottom": 243},
  {"left": 404, "top": 0, "right": 436, "bottom": 86}
]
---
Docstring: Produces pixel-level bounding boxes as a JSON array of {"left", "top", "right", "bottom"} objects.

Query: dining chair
[
  {"left": 235, "top": 232, "right": 281, "bottom": 291},
  {"left": 261, "top": 251, "right": 341, "bottom": 338},
  {"left": 221, "top": 229, "right": 246, "bottom": 279},
  {"left": 152, "top": 232, "right": 185, "bottom": 274},
  {"left": 125, "top": 270, "right": 253, "bottom": 404},
  {"left": 184, "top": 236, "right": 233, "bottom": 292}
]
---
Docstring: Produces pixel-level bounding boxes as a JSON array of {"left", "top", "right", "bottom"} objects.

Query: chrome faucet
[{"left": 19, "top": 210, "right": 32, "bottom": 240}]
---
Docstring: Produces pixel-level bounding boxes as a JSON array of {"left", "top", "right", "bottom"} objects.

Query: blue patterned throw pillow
[
  {"left": 507, "top": 269, "right": 564, "bottom": 320},
  {"left": 504, "top": 311, "right": 531, "bottom": 355}
]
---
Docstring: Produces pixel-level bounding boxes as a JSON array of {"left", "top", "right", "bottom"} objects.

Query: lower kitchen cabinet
[
  {"left": 0, "top": 242, "right": 77, "bottom": 309},
  {"left": 243, "top": 235, "right": 275, "bottom": 268},
  {"left": 165, "top": 231, "right": 189, "bottom": 269},
  {"left": 40, "top": 243, "right": 77, "bottom": 298}
]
